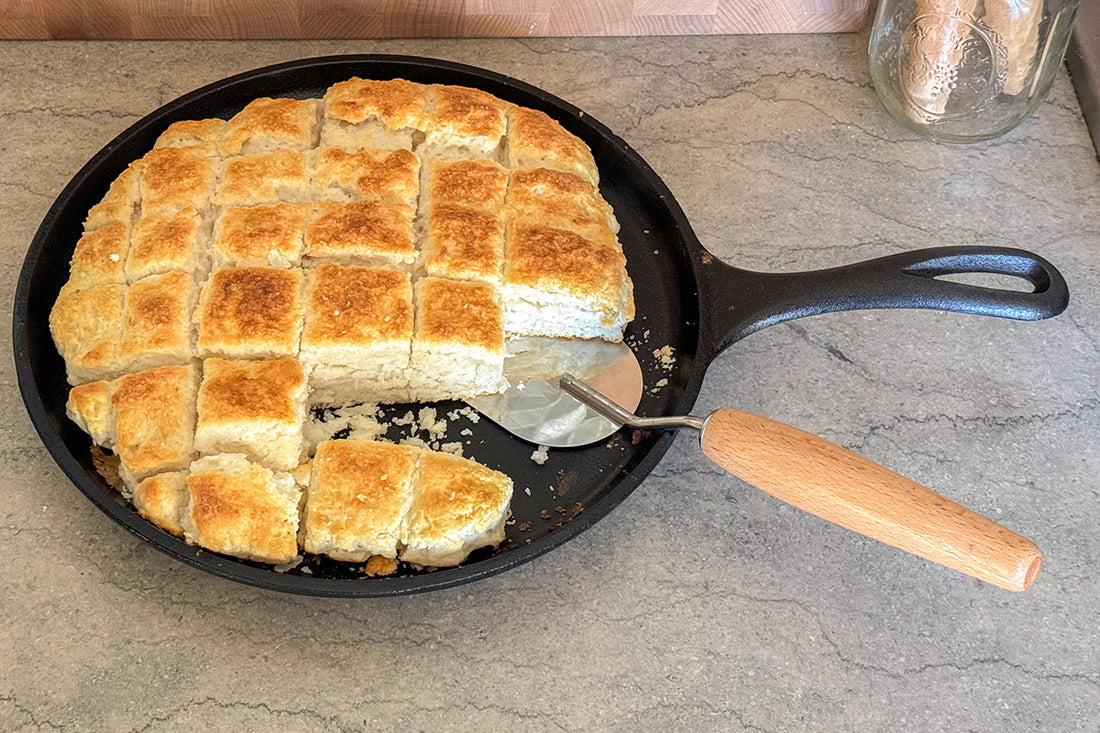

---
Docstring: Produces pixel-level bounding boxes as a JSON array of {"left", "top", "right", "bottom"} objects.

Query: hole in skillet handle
[
  {"left": 893, "top": 247, "right": 1068, "bottom": 321},
  {"left": 932, "top": 272, "right": 1036, "bottom": 292}
]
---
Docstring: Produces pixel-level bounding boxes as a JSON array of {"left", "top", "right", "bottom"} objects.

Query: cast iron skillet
[{"left": 13, "top": 56, "right": 1069, "bottom": 597}]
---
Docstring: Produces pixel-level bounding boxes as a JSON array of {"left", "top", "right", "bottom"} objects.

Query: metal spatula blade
[{"left": 465, "top": 341, "right": 643, "bottom": 448}]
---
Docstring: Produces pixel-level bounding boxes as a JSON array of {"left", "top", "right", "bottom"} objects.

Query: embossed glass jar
[{"left": 868, "top": 0, "right": 1081, "bottom": 142}]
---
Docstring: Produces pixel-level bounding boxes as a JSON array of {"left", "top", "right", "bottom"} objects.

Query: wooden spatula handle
[{"left": 700, "top": 408, "right": 1041, "bottom": 591}]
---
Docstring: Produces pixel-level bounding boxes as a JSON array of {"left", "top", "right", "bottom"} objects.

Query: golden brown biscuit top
[
  {"left": 66, "top": 380, "right": 113, "bottom": 439},
  {"left": 423, "top": 205, "right": 504, "bottom": 281},
  {"left": 504, "top": 220, "right": 626, "bottom": 304},
  {"left": 214, "top": 204, "right": 312, "bottom": 266},
  {"left": 312, "top": 147, "right": 420, "bottom": 203},
  {"left": 198, "top": 357, "right": 306, "bottom": 425},
  {"left": 308, "top": 440, "right": 419, "bottom": 530},
  {"left": 324, "top": 77, "right": 430, "bottom": 130},
  {"left": 140, "top": 147, "right": 216, "bottom": 214},
  {"left": 111, "top": 364, "right": 193, "bottom": 414},
  {"left": 70, "top": 221, "right": 129, "bottom": 288},
  {"left": 120, "top": 272, "right": 193, "bottom": 355},
  {"left": 430, "top": 84, "right": 509, "bottom": 140},
  {"left": 405, "top": 451, "right": 511, "bottom": 537},
  {"left": 415, "top": 277, "right": 502, "bottom": 352},
  {"left": 216, "top": 149, "right": 309, "bottom": 205},
  {"left": 508, "top": 106, "right": 599, "bottom": 184},
  {"left": 49, "top": 283, "right": 125, "bottom": 375},
  {"left": 506, "top": 167, "right": 617, "bottom": 236},
  {"left": 126, "top": 207, "right": 200, "bottom": 279},
  {"left": 155, "top": 118, "right": 228, "bottom": 149},
  {"left": 424, "top": 158, "right": 508, "bottom": 212},
  {"left": 85, "top": 161, "right": 142, "bottom": 231},
  {"left": 304, "top": 201, "right": 415, "bottom": 263},
  {"left": 197, "top": 267, "right": 303, "bottom": 351},
  {"left": 220, "top": 97, "right": 318, "bottom": 155},
  {"left": 186, "top": 456, "right": 299, "bottom": 565},
  {"left": 110, "top": 364, "right": 196, "bottom": 474},
  {"left": 133, "top": 471, "right": 188, "bottom": 536},
  {"left": 303, "top": 263, "right": 413, "bottom": 346}
]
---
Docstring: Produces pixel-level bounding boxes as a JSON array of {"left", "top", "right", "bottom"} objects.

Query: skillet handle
[
  {"left": 699, "top": 408, "right": 1042, "bottom": 591},
  {"left": 701, "top": 246, "right": 1069, "bottom": 355}
]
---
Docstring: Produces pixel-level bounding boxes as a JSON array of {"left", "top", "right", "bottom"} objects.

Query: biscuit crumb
[
  {"left": 363, "top": 555, "right": 398, "bottom": 576},
  {"left": 653, "top": 345, "right": 676, "bottom": 371},
  {"left": 531, "top": 444, "right": 549, "bottom": 465}
]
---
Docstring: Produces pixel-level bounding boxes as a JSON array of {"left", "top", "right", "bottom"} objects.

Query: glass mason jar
[{"left": 868, "top": 0, "right": 1081, "bottom": 142}]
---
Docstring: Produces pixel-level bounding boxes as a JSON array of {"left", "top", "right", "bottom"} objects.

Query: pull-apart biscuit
[
  {"left": 304, "top": 440, "right": 419, "bottom": 561},
  {"left": 321, "top": 77, "right": 430, "bottom": 151},
  {"left": 400, "top": 451, "right": 513, "bottom": 568},
  {"left": 194, "top": 357, "right": 309, "bottom": 472},
  {"left": 182, "top": 453, "right": 302, "bottom": 565},
  {"left": 196, "top": 267, "right": 304, "bottom": 359}
]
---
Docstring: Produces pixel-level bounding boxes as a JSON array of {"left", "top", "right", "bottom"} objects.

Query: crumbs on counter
[{"left": 530, "top": 444, "right": 549, "bottom": 465}]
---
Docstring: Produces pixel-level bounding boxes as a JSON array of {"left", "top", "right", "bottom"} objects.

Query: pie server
[{"left": 468, "top": 344, "right": 1042, "bottom": 592}]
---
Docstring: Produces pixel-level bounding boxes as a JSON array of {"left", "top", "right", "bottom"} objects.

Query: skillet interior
[{"left": 13, "top": 55, "right": 711, "bottom": 596}]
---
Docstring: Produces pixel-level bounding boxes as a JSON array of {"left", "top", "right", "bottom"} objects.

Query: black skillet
[{"left": 13, "top": 56, "right": 1068, "bottom": 597}]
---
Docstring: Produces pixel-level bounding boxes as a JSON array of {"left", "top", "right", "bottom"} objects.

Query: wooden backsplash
[{"left": 1, "top": 1, "right": 869, "bottom": 39}]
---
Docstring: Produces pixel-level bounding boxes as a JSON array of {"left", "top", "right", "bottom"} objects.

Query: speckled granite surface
[{"left": 2, "top": 34, "right": 1098, "bottom": 732}]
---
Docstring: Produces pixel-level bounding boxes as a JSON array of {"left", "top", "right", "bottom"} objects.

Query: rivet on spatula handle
[{"left": 700, "top": 408, "right": 1042, "bottom": 591}]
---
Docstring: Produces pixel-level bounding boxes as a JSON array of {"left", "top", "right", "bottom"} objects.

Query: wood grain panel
[{"left": 0, "top": 0, "right": 870, "bottom": 39}]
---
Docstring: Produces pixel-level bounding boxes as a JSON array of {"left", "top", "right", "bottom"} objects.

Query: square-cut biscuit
[
  {"left": 321, "top": 77, "right": 430, "bottom": 151},
  {"left": 419, "top": 158, "right": 507, "bottom": 217},
  {"left": 304, "top": 440, "right": 420, "bottom": 561},
  {"left": 300, "top": 264, "right": 414, "bottom": 404},
  {"left": 126, "top": 206, "right": 207, "bottom": 281},
  {"left": 67, "top": 221, "right": 130, "bottom": 292},
  {"left": 400, "top": 450, "right": 513, "bottom": 567},
  {"left": 421, "top": 84, "right": 510, "bottom": 161},
  {"left": 154, "top": 118, "right": 228, "bottom": 151},
  {"left": 304, "top": 201, "right": 416, "bottom": 268},
  {"left": 194, "top": 357, "right": 309, "bottom": 472},
  {"left": 182, "top": 453, "right": 302, "bottom": 565},
  {"left": 505, "top": 167, "right": 620, "bottom": 239},
  {"left": 50, "top": 283, "right": 126, "bottom": 385},
  {"left": 420, "top": 204, "right": 504, "bottom": 284},
  {"left": 139, "top": 146, "right": 218, "bottom": 215},
  {"left": 196, "top": 267, "right": 304, "bottom": 358},
  {"left": 212, "top": 203, "right": 312, "bottom": 268},
  {"left": 219, "top": 97, "right": 320, "bottom": 155},
  {"left": 502, "top": 219, "right": 633, "bottom": 341},
  {"left": 409, "top": 277, "right": 506, "bottom": 399},
  {"left": 215, "top": 149, "right": 310, "bottom": 207},
  {"left": 119, "top": 271, "right": 197, "bottom": 372},
  {"left": 111, "top": 363, "right": 199, "bottom": 490},
  {"left": 311, "top": 147, "right": 420, "bottom": 207},
  {"left": 127, "top": 207, "right": 207, "bottom": 279},
  {"left": 505, "top": 106, "right": 599, "bottom": 186},
  {"left": 66, "top": 380, "right": 115, "bottom": 448},
  {"left": 133, "top": 470, "right": 189, "bottom": 537},
  {"left": 84, "top": 161, "right": 142, "bottom": 231}
]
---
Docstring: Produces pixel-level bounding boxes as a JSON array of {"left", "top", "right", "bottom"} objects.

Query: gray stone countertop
[{"left": 2, "top": 33, "right": 1097, "bottom": 732}]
